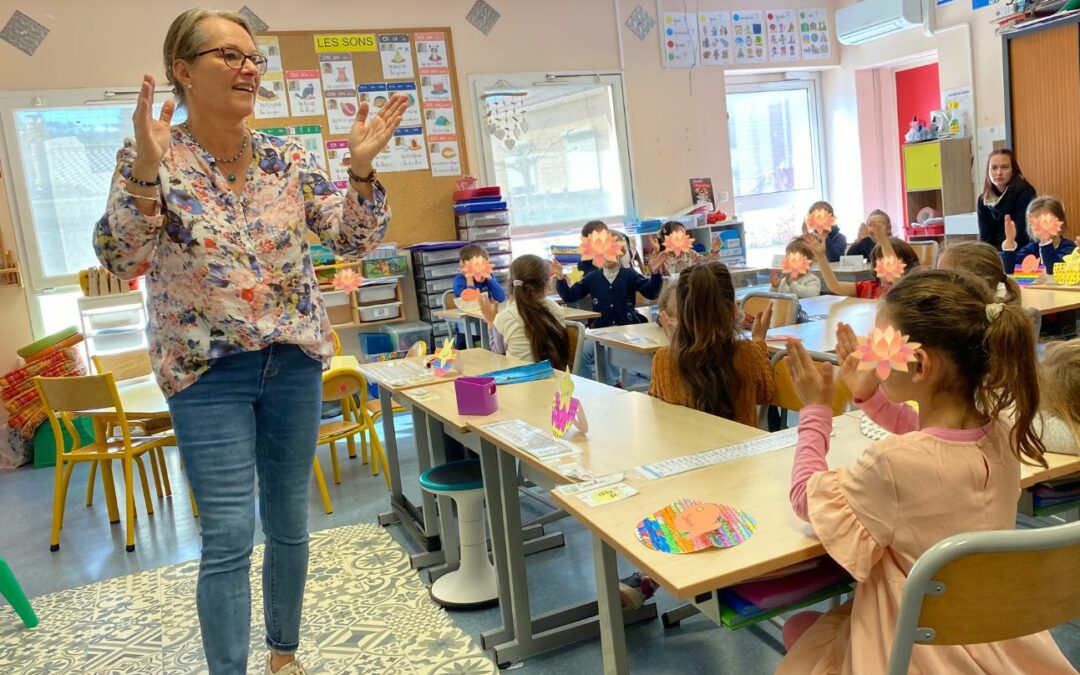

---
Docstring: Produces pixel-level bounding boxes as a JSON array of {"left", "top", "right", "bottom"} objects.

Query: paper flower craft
[
  {"left": 459, "top": 287, "right": 481, "bottom": 303},
  {"left": 855, "top": 325, "right": 921, "bottom": 380},
  {"left": 551, "top": 368, "right": 588, "bottom": 438},
  {"left": 665, "top": 230, "right": 693, "bottom": 257},
  {"left": 332, "top": 268, "right": 362, "bottom": 294},
  {"left": 1030, "top": 212, "right": 1063, "bottom": 243},
  {"left": 566, "top": 269, "right": 585, "bottom": 285},
  {"left": 579, "top": 230, "right": 624, "bottom": 266},
  {"left": 636, "top": 498, "right": 757, "bottom": 554},
  {"left": 1020, "top": 254, "right": 1041, "bottom": 275},
  {"left": 463, "top": 255, "right": 494, "bottom": 283},
  {"left": 805, "top": 208, "right": 835, "bottom": 237},
  {"left": 431, "top": 338, "right": 457, "bottom": 376},
  {"left": 781, "top": 251, "right": 812, "bottom": 279},
  {"left": 874, "top": 255, "right": 906, "bottom": 285}
]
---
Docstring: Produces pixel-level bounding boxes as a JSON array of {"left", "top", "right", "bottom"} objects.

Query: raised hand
[
  {"left": 349, "top": 93, "right": 408, "bottom": 170},
  {"left": 1004, "top": 214, "right": 1017, "bottom": 248},
  {"left": 650, "top": 250, "right": 670, "bottom": 272},
  {"left": 548, "top": 259, "right": 565, "bottom": 279},
  {"left": 131, "top": 74, "right": 176, "bottom": 177},
  {"left": 770, "top": 270, "right": 782, "bottom": 288},
  {"left": 802, "top": 233, "right": 827, "bottom": 259},
  {"left": 750, "top": 301, "right": 774, "bottom": 342},
  {"left": 835, "top": 322, "right": 877, "bottom": 401},
  {"left": 786, "top": 339, "right": 835, "bottom": 407},
  {"left": 478, "top": 294, "right": 499, "bottom": 325}
]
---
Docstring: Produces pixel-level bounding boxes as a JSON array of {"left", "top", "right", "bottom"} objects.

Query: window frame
[
  {"left": 468, "top": 71, "right": 637, "bottom": 238},
  {"left": 0, "top": 86, "right": 176, "bottom": 337}
]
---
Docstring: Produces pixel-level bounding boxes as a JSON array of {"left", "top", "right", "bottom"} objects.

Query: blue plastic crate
[{"left": 359, "top": 333, "right": 393, "bottom": 354}]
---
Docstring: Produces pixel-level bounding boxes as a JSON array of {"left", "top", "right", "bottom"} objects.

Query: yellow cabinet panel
[{"left": 903, "top": 142, "right": 943, "bottom": 191}]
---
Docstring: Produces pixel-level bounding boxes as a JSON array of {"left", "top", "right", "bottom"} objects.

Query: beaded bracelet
[
  {"left": 121, "top": 188, "right": 159, "bottom": 202},
  {"left": 127, "top": 174, "right": 161, "bottom": 187},
  {"left": 347, "top": 167, "right": 377, "bottom": 184}
]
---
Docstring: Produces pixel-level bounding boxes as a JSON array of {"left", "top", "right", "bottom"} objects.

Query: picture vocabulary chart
[
  {"left": 429, "top": 135, "right": 461, "bottom": 176},
  {"left": 319, "top": 53, "right": 356, "bottom": 92},
  {"left": 324, "top": 139, "right": 351, "bottom": 188},
  {"left": 254, "top": 71, "right": 289, "bottom": 119},
  {"left": 378, "top": 33, "right": 415, "bottom": 79},
  {"left": 324, "top": 89, "right": 359, "bottom": 135},
  {"left": 415, "top": 31, "right": 449, "bottom": 73},
  {"left": 799, "top": 8, "right": 831, "bottom": 60},
  {"left": 286, "top": 70, "right": 324, "bottom": 117},
  {"left": 256, "top": 36, "right": 282, "bottom": 73},
  {"left": 698, "top": 11, "right": 733, "bottom": 65},
  {"left": 661, "top": 12, "right": 698, "bottom": 67},
  {"left": 394, "top": 126, "right": 429, "bottom": 172},
  {"left": 767, "top": 9, "right": 800, "bottom": 62},
  {"left": 732, "top": 10, "right": 766, "bottom": 64},
  {"left": 357, "top": 82, "right": 389, "bottom": 123},
  {"left": 388, "top": 82, "right": 422, "bottom": 127}
]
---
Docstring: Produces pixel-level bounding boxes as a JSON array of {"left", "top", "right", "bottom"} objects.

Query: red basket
[
  {"left": 904, "top": 222, "right": 944, "bottom": 238},
  {"left": 455, "top": 176, "right": 478, "bottom": 192}
]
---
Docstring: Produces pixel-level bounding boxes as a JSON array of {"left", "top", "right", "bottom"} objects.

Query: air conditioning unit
[{"left": 836, "top": 0, "right": 923, "bottom": 45}]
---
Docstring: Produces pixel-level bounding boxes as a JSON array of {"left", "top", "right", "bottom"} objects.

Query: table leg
[
  {"left": 593, "top": 534, "right": 630, "bottom": 675},
  {"left": 478, "top": 439, "right": 516, "bottom": 650},
  {"left": 595, "top": 342, "right": 609, "bottom": 384},
  {"left": 376, "top": 386, "right": 440, "bottom": 552},
  {"left": 419, "top": 413, "right": 455, "bottom": 574},
  {"left": 477, "top": 317, "right": 491, "bottom": 350}
]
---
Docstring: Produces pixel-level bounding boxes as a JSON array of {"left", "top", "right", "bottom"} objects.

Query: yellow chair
[
  {"left": 91, "top": 350, "right": 174, "bottom": 502},
  {"left": 321, "top": 366, "right": 390, "bottom": 490},
  {"left": 760, "top": 350, "right": 853, "bottom": 429},
  {"left": 35, "top": 372, "right": 170, "bottom": 552},
  {"left": 740, "top": 291, "right": 800, "bottom": 328}
]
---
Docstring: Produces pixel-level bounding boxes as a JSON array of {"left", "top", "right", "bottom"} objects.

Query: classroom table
[
  {"left": 1019, "top": 286, "right": 1080, "bottom": 315},
  {"left": 586, "top": 323, "right": 669, "bottom": 384},
  {"left": 432, "top": 304, "right": 602, "bottom": 350},
  {"left": 357, "top": 349, "right": 522, "bottom": 561},
  {"left": 455, "top": 384, "right": 769, "bottom": 666},
  {"left": 765, "top": 297, "right": 879, "bottom": 353},
  {"left": 767, "top": 264, "right": 876, "bottom": 284}
]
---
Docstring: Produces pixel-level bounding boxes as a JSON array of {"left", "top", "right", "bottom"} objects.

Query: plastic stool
[
  {"left": 0, "top": 558, "right": 38, "bottom": 628},
  {"left": 419, "top": 459, "right": 498, "bottom": 608}
]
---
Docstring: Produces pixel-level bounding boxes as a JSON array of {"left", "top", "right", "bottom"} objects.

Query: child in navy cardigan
[
  {"left": 552, "top": 243, "right": 664, "bottom": 327},
  {"left": 1000, "top": 196, "right": 1077, "bottom": 273}
]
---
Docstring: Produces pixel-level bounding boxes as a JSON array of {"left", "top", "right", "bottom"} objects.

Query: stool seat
[{"left": 420, "top": 459, "right": 484, "bottom": 493}]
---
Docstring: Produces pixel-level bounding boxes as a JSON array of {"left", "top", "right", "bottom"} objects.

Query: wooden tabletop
[
  {"left": 358, "top": 349, "right": 517, "bottom": 392},
  {"left": 586, "top": 323, "right": 669, "bottom": 354},
  {"left": 1019, "top": 286, "right": 1080, "bottom": 315},
  {"left": 465, "top": 386, "right": 767, "bottom": 486},
  {"left": 765, "top": 297, "right": 879, "bottom": 353}
]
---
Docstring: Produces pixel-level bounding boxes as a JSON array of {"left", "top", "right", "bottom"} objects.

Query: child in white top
[
  {"left": 1038, "top": 338, "right": 1080, "bottom": 455},
  {"left": 480, "top": 254, "right": 569, "bottom": 369},
  {"left": 771, "top": 236, "right": 821, "bottom": 299}
]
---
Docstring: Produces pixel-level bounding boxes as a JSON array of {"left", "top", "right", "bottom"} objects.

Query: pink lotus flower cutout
[
  {"left": 874, "top": 255, "right": 906, "bottom": 284},
  {"left": 1031, "top": 212, "right": 1062, "bottom": 243},
  {"left": 332, "top": 268, "right": 362, "bottom": 293},
  {"left": 463, "top": 255, "right": 494, "bottom": 282},
  {"left": 1020, "top": 254, "right": 1040, "bottom": 274},
  {"left": 855, "top": 326, "right": 921, "bottom": 380},
  {"left": 665, "top": 230, "right": 693, "bottom": 257},
  {"left": 781, "top": 252, "right": 812, "bottom": 279},
  {"left": 806, "top": 208, "right": 835, "bottom": 237},
  {"left": 580, "top": 230, "right": 625, "bottom": 265}
]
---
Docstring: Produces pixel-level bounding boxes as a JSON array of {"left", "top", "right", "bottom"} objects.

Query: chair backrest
[
  {"left": 908, "top": 241, "right": 938, "bottom": 269},
  {"left": 564, "top": 320, "right": 586, "bottom": 375},
  {"left": 887, "top": 520, "right": 1080, "bottom": 675},
  {"left": 761, "top": 350, "right": 852, "bottom": 428},
  {"left": 330, "top": 329, "right": 341, "bottom": 356},
  {"left": 321, "top": 369, "right": 365, "bottom": 404},
  {"left": 91, "top": 349, "right": 151, "bottom": 381},
  {"left": 441, "top": 289, "right": 457, "bottom": 311},
  {"left": 740, "top": 291, "right": 800, "bottom": 328},
  {"left": 441, "top": 289, "right": 461, "bottom": 341},
  {"left": 35, "top": 373, "right": 131, "bottom": 451}
]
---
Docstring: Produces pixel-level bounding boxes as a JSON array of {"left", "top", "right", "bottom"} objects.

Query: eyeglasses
[{"left": 195, "top": 47, "right": 268, "bottom": 75}]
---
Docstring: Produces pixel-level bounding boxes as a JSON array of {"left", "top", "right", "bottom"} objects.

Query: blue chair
[{"left": 419, "top": 459, "right": 498, "bottom": 608}]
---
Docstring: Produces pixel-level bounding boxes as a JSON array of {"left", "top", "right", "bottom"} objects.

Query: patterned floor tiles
[{"left": 0, "top": 523, "right": 498, "bottom": 674}]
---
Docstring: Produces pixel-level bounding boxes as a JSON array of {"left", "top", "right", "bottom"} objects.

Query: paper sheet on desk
[
  {"left": 377, "top": 360, "right": 430, "bottom": 387},
  {"left": 482, "top": 419, "right": 577, "bottom": 461},
  {"left": 636, "top": 428, "right": 832, "bottom": 479},
  {"left": 600, "top": 332, "right": 658, "bottom": 345}
]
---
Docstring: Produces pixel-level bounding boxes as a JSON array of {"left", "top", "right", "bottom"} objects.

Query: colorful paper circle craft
[{"left": 636, "top": 498, "right": 756, "bottom": 554}]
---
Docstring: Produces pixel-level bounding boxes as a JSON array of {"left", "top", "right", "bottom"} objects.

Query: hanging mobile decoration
[{"left": 481, "top": 79, "right": 528, "bottom": 150}]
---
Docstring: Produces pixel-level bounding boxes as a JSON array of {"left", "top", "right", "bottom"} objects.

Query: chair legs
[
  {"left": 123, "top": 456, "right": 136, "bottom": 552},
  {"left": 329, "top": 441, "right": 342, "bottom": 485},
  {"left": 312, "top": 458, "right": 333, "bottom": 514},
  {"left": 0, "top": 558, "right": 37, "bottom": 628},
  {"left": 85, "top": 460, "right": 98, "bottom": 507},
  {"left": 156, "top": 447, "right": 172, "bottom": 496}
]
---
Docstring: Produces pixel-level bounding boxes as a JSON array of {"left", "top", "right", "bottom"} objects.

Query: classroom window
[
  {"left": 0, "top": 89, "right": 183, "bottom": 336},
  {"left": 726, "top": 79, "right": 825, "bottom": 267},
  {"left": 470, "top": 73, "right": 635, "bottom": 241}
]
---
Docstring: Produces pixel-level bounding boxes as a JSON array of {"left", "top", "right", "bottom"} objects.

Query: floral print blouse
[{"left": 94, "top": 127, "right": 390, "bottom": 397}]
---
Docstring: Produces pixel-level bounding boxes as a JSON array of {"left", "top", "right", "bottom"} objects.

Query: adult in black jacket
[{"left": 977, "top": 148, "right": 1035, "bottom": 251}]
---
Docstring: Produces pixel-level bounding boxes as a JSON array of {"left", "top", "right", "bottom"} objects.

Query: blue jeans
[{"left": 168, "top": 344, "right": 322, "bottom": 675}]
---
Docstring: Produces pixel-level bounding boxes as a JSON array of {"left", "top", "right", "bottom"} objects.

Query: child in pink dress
[{"left": 779, "top": 268, "right": 1078, "bottom": 675}]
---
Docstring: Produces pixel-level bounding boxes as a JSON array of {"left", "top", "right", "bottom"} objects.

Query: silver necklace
[{"left": 184, "top": 124, "right": 249, "bottom": 182}]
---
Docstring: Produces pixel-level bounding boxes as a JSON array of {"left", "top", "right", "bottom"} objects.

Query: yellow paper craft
[
  {"left": 780, "top": 252, "right": 812, "bottom": 279},
  {"left": 551, "top": 368, "right": 588, "bottom": 438},
  {"left": 855, "top": 325, "right": 921, "bottom": 380},
  {"left": 1030, "top": 212, "right": 1063, "bottom": 243},
  {"left": 463, "top": 255, "right": 494, "bottom": 283},
  {"left": 332, "top": 268, "right": 362, "bottom": 294},
  {"left": 579, "top": 230, "right": 624, "bottom": 266},
  {"left": 1053, "top": 249, "right": 1080, "bottom": 285},
  {"left": 665, "top": 230, "right": 693, "bottom": 257},
  {"left": 566, "top": 268, "right": 585, "bottom": 285},
  {"left": 430, "top": 338, "right": 457, "bottom": 376},
  {"left": 806, "top": 208, "right": 835, "bottom": 237},
  {"left": 874, "top": 255, "right": 906, "bottom": 284}
]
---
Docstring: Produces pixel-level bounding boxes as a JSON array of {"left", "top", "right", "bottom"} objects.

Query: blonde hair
[
  {"left": 1040, "top": 339, "right": 1080, "bottom": 446},
  {"left": 164, "top": 9, "right": 255, "bottom": 104}
]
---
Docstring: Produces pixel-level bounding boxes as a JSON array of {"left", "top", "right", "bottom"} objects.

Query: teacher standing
[
  {"left": 93, "top": 9, "right": 406, "bottom": 675},
  {"left": 977, "top": 148, "right": 1036, "bottom": 251}
]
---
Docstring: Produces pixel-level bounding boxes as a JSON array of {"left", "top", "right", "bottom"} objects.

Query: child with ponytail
[
  {"left": 778, "top": 269, "right": 1075, "bottom": 674},
  {"left": 480, "top": 254, "right": 569, "bottom": 370},
  {"left": 938, "top": 240, "right": 1022, "bottom": 306}
]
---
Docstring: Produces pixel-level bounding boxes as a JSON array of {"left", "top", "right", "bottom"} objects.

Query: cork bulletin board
[{"left": 248, "top": 27, "right": 469, "bottom": 246}]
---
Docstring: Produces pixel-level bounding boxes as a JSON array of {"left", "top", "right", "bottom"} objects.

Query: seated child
[
  {"left": 1001, "top": 196, "right": 1077, "bottom": 273},
  {"left": 1037, "top": 338, "right": 1080, "bottom": 455},
  {"left": 771, "top": 237, "right": 822, "bottom": 300},
  {"left": 647, "top": 220, "right": 705, "bottom": 275},
  {"left": 452, "top": 244, "right": 506, "bottom": 348},
  {"left": 656, "top": 280, "right": 677, "bottom": 340},
  {"left": 649, "top": 261, "right": 775, "bottom": 426},
  {"left": 938, "top": 240, "right": 1022, "bottom": 306},
  {"left": 480, "top": 254, "right": 568, "bottom": 369},
  {"left": 844, "top": 209, "right": 892, "bottom": 261},
  {"left": 576, "top": 220, "right": 609, "bottom": 276},
  {"left": 804, "top": 201, "right": 847, "bottom": 262},
  {"left": 810, "top": 224, "right": 919, "bottom": 299},
  {"left": 553, "top": 231, "right": 663, "bottom": 328}
]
